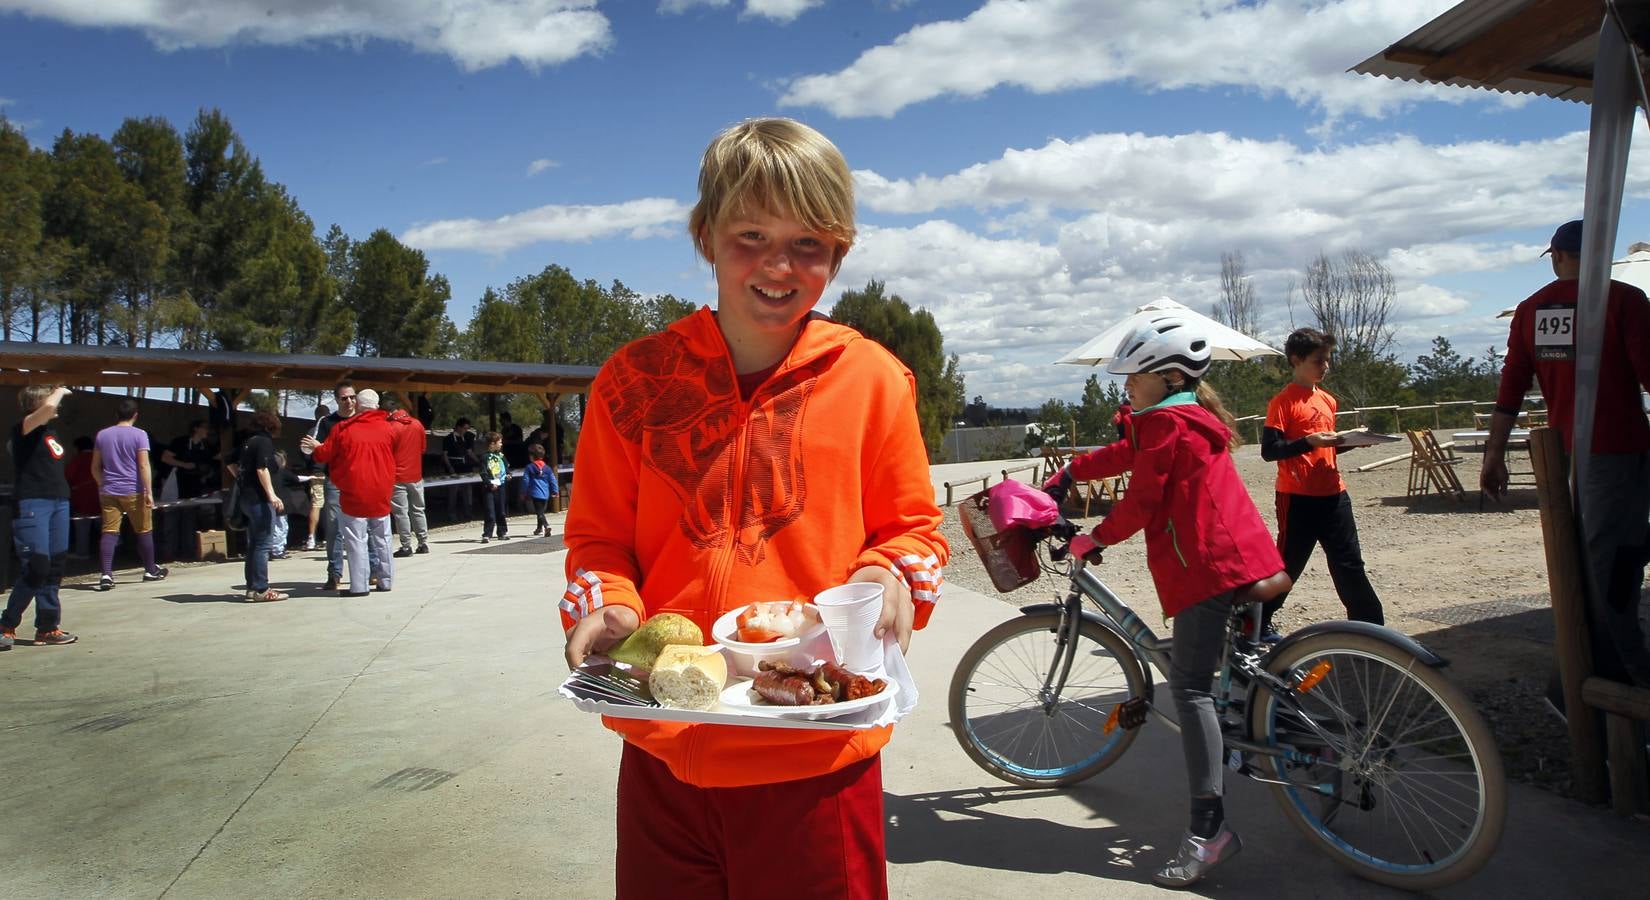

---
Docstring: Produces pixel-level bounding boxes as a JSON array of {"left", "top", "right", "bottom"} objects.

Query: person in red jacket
[
  {"left": 561, "top": 118, "right": 947, "bottom": 899},
  {"left": 304, "top": 388, "right": 396, "bottom": 596},
  {"left": 386, "top": 402, "right": 430, "bottom": 557},
  {"left": 1046, "top": 314, "right": 1285, "bottom": 888}
]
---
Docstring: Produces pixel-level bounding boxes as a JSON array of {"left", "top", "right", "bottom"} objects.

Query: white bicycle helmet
[{"left": 1104, "top": 314, "right": 1212, "bottom": 378}]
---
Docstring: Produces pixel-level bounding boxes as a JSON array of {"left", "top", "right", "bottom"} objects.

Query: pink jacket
[{"left": 1068, "top": 394, "right": 1283, "bottom": 617}]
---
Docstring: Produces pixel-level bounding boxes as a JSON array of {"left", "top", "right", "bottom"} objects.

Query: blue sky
[{"left": 3, "top": 0, "right": 1645, "bottom": 406}]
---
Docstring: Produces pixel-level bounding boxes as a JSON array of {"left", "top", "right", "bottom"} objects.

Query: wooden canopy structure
[{"left": 0, "top": 341, "right": 602, "bottom": 478}]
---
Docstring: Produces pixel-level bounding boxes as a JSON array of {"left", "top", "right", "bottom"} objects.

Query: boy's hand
[
  {"left": 851, "top": 565, "right": 913, "bottom": 654},
  {"left": 564, "top": 605, "right": 641, "bottom": 669},
  {"left": 1305, "top": 431, "right": 1341, "bottom": 448}
]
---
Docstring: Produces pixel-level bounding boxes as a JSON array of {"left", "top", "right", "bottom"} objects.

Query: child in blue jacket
[{"left": 520, "top": 443, "right": 560, "bottom": 537}]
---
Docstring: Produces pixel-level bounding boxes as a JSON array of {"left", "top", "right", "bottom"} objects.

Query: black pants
[
  {"left": 531, "top": 497, "right": 551, "bottom": 533},
  {"left": 1265, "top": 491, "right": 1383, "bottom": 626},
  {"left": 481, "top": 485, "right": 507, "bottom": 538}
]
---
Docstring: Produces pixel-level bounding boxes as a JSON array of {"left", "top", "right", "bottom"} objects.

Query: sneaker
[
  {"left": 0, "top": 630, "right": 11, "bottom": 651},
  {"left": 143, "top": 567, "right": 169, "bottom": 582},
  {"left": 532, "top": 526, "right": 544, "bottom": 537},
  {"left": 1259, "top": 630, "right": 1283, "bottom": 645},
  {"left": 1152, "top": 825, "right": 1243, "bottom": 888},
  {"left": 98, "top": 574, "right": 115, "bottom": 591},
  {"left": 33, "top": 629, "right": 79, "bottom": 646},
  {"left": 303, "top": 538, "right": 317, "bottom": 552},
  {"left": 393, "top": 547, "right": 414, "bottom": 558},
  {"left": 498, "top": 533, "right": 511, "bottom": 541},
  {"left": 323, "top": 575, "right": 340, "bottom": 592},
  {"left": 244, "top": 588, "right": 288, "bottom": 603},
  {"left": 480, "top": 536, "right": 490, "bottom": 544},
  {"left": 415, "top": 543, "right": 430, "bottom": 555}
]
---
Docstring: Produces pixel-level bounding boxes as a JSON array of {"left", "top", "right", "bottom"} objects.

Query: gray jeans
[
  {"left": 1169, "top": 592, "right": 1235, "bottom": 798},
  {"left": 391, "top": 481, "right": 428, "bottom": 549},
  {"left": 1578, "top": 453, "right": 1650, "bottom": 687}
]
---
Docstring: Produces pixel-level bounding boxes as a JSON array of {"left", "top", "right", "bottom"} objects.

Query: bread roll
[{"left": 647, "top": 645, "right": 728, "bottom": 710}]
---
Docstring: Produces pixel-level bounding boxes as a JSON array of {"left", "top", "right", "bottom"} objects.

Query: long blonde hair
[{"left": 1195, "top": 381, "right": 1241, "bottom": 450}]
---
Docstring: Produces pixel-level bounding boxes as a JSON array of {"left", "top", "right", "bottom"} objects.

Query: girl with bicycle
[{"left": 1047, "top": 315, "right": 1285, "bottom": 887}]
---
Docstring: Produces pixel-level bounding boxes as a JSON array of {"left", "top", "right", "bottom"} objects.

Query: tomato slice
[{"left": 736, "top": 626, "right": 784, "bottom": 644}]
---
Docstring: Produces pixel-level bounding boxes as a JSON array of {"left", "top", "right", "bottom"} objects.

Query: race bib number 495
[{"left": 1534, "top": 306, "right": 1575, "bottom": 360}]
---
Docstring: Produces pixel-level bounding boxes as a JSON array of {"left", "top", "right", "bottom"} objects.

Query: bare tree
[
  {"left": 1212, "top": 251, "right": 1259, "bottom": 334},
  {"left": 1299, "top": 249, "right": 1395, "bottom": 359}
]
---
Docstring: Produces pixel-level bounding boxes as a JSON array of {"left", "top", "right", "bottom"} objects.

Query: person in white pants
[{"left": 337, "top": 511, "right": 392, "bottom": 593}]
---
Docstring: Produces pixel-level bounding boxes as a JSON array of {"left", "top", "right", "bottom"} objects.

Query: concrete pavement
[{"left": 2, "top": 514, "right": 1645, "bottom": 898}]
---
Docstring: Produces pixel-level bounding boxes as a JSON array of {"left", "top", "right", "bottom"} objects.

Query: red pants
[{"left": 615, "top": 742, "right": 888, "bottom": 899}]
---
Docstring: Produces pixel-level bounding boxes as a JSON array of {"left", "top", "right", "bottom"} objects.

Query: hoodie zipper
[{"left": 688, "top": 358, "right": 758, "bottom": 786}]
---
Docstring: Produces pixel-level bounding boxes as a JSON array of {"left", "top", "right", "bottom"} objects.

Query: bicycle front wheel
[
  {"left": 949, "top": 613, "right": 1147, "bottom": 787},
  {"left": 1247, "top": 631, "right": 1506, "bottom": 891}
]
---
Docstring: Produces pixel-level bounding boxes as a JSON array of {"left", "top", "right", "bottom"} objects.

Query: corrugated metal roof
[
  {"left": 0, "top": 342, "right": 600, "bottom": 395},
  {"left": 1351, "top": 0, "right": 1615, "bottom": 104}
]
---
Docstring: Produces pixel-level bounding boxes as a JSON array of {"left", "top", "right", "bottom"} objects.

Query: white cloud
[
  {"left": 828, "top": 126, "right": 1650, "bottom": 405},
  {"left": 1392, "top": 284, "right": 1470, "bottom": 319},
  {"left": 658, "top": 0, "right": 730, "bottom": 12},
  {"left": 1384, "top": 242, "right": 1543, "bottom": 280},
  {"left": 526, "top": 158, "right": 559, "bottom": 176},
  {"left": 421, "top": 156, "right": 448, "bottom": 167},
  {"left": 402, "top": 198, "right": 691, "bottom": 254},
  {"left": 852, "top": 129, "right": 1642, "bottom": 275},
  {"left": 741, "top": 0, "right": 822, "bottom": 22},
  {"left": 657, "top": 0, "right": 819, "bottom": 21},
  {"left": 780, "top": 0, "right": 1469, "bottom": 119},
  {"left": 0, "top": 0, "right": 613, "bottom": 71}
]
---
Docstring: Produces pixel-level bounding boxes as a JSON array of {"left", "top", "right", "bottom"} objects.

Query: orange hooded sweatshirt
[{"left": 561, "top": 307, "right": 948, "bottom": 788}]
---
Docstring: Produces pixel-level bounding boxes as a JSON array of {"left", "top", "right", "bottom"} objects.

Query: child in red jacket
[{"left": 1049, "top": 314, "right": 1284, "bottom": 888}]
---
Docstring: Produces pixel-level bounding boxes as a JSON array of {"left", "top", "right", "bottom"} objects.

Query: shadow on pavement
[
  {"left": 159, "top": 582, "right": 315, "bottom": 603},
  {"left": 884, "top": 786, "right": 1161, "bottom": 884}
]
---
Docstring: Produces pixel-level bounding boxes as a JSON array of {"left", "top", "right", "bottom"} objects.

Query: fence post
[{"left": 1530, "top": 426, "right": 1609, "bottom": 803}]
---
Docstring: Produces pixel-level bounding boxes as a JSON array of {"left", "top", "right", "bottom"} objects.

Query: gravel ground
[{"left": 937, "top": 439, "right": 1624, "bottom": 798}]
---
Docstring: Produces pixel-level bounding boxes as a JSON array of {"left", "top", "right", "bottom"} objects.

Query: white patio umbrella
[
  {"left": 1055, "top": 297, "right": 1282, "bottom": 366},
  {"left": 1497, "top": 246, "right": 1650, "bottom": 317}
]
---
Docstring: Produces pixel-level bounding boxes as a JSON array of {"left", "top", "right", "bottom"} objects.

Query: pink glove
[{"left": 1070, "top": 533, "right": 1103, "bottom": 563}]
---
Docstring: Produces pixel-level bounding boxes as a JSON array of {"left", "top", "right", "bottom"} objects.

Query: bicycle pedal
[{"left": 1116, "top": 697, "right": 1148, "bottom": 730}]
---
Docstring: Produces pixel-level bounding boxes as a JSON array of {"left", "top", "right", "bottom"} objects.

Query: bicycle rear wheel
[
  {"left": 1247, "top": 631, "right": 1506, "bottom": 891},
  {"left": 949, "top": 613, "right": 1147, "bottom": 787}
]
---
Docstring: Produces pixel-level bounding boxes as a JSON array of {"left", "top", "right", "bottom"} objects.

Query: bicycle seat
[{"left": 1232, "top": 571, "right": 1292, "bottom": 606}]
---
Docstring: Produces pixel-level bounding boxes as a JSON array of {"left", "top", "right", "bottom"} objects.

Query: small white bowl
[{"left": 712, "top": 602, "right": 829, "bottom": 676}]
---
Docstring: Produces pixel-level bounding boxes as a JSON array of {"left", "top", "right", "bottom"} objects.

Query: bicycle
[{"left": 949, "top": 512, "right": 1506, "bottom": 891}]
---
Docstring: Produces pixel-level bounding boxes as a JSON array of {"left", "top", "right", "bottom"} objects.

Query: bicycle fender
[
  {"left": 1016, "top": 602, "right": 1156, "bottom": 689},
  {"left": 1262, "top": 620, "right": 1449, "bottom": 670}
]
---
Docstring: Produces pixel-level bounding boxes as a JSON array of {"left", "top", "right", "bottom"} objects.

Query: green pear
[{"left": 608, "top": 613, "right": 704, "bottom": 669}]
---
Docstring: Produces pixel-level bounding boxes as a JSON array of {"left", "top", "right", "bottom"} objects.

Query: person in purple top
[
  {"left": 91, "top": 398, "right": 168, "bottom": 591},
  {"left": 5, "top": 384, "right": 78, "bottom": 648}
]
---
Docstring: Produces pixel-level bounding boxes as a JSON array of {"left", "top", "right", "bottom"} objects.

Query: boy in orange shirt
[
  {"left": 1259, "top": 328, "right": 1383, "bottom": 634},
  {"left": 560, "top": 118, "right": 947, "bottom": 899}
]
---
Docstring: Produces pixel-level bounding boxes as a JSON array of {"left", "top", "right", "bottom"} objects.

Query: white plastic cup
[{"left": 813, "top": 582, "right": 885, "bottom": 672}]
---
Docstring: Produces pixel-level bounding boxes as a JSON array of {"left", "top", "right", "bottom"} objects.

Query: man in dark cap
[{"left": 1484, "top": 218, "right": 1650, "bottom": 699}]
